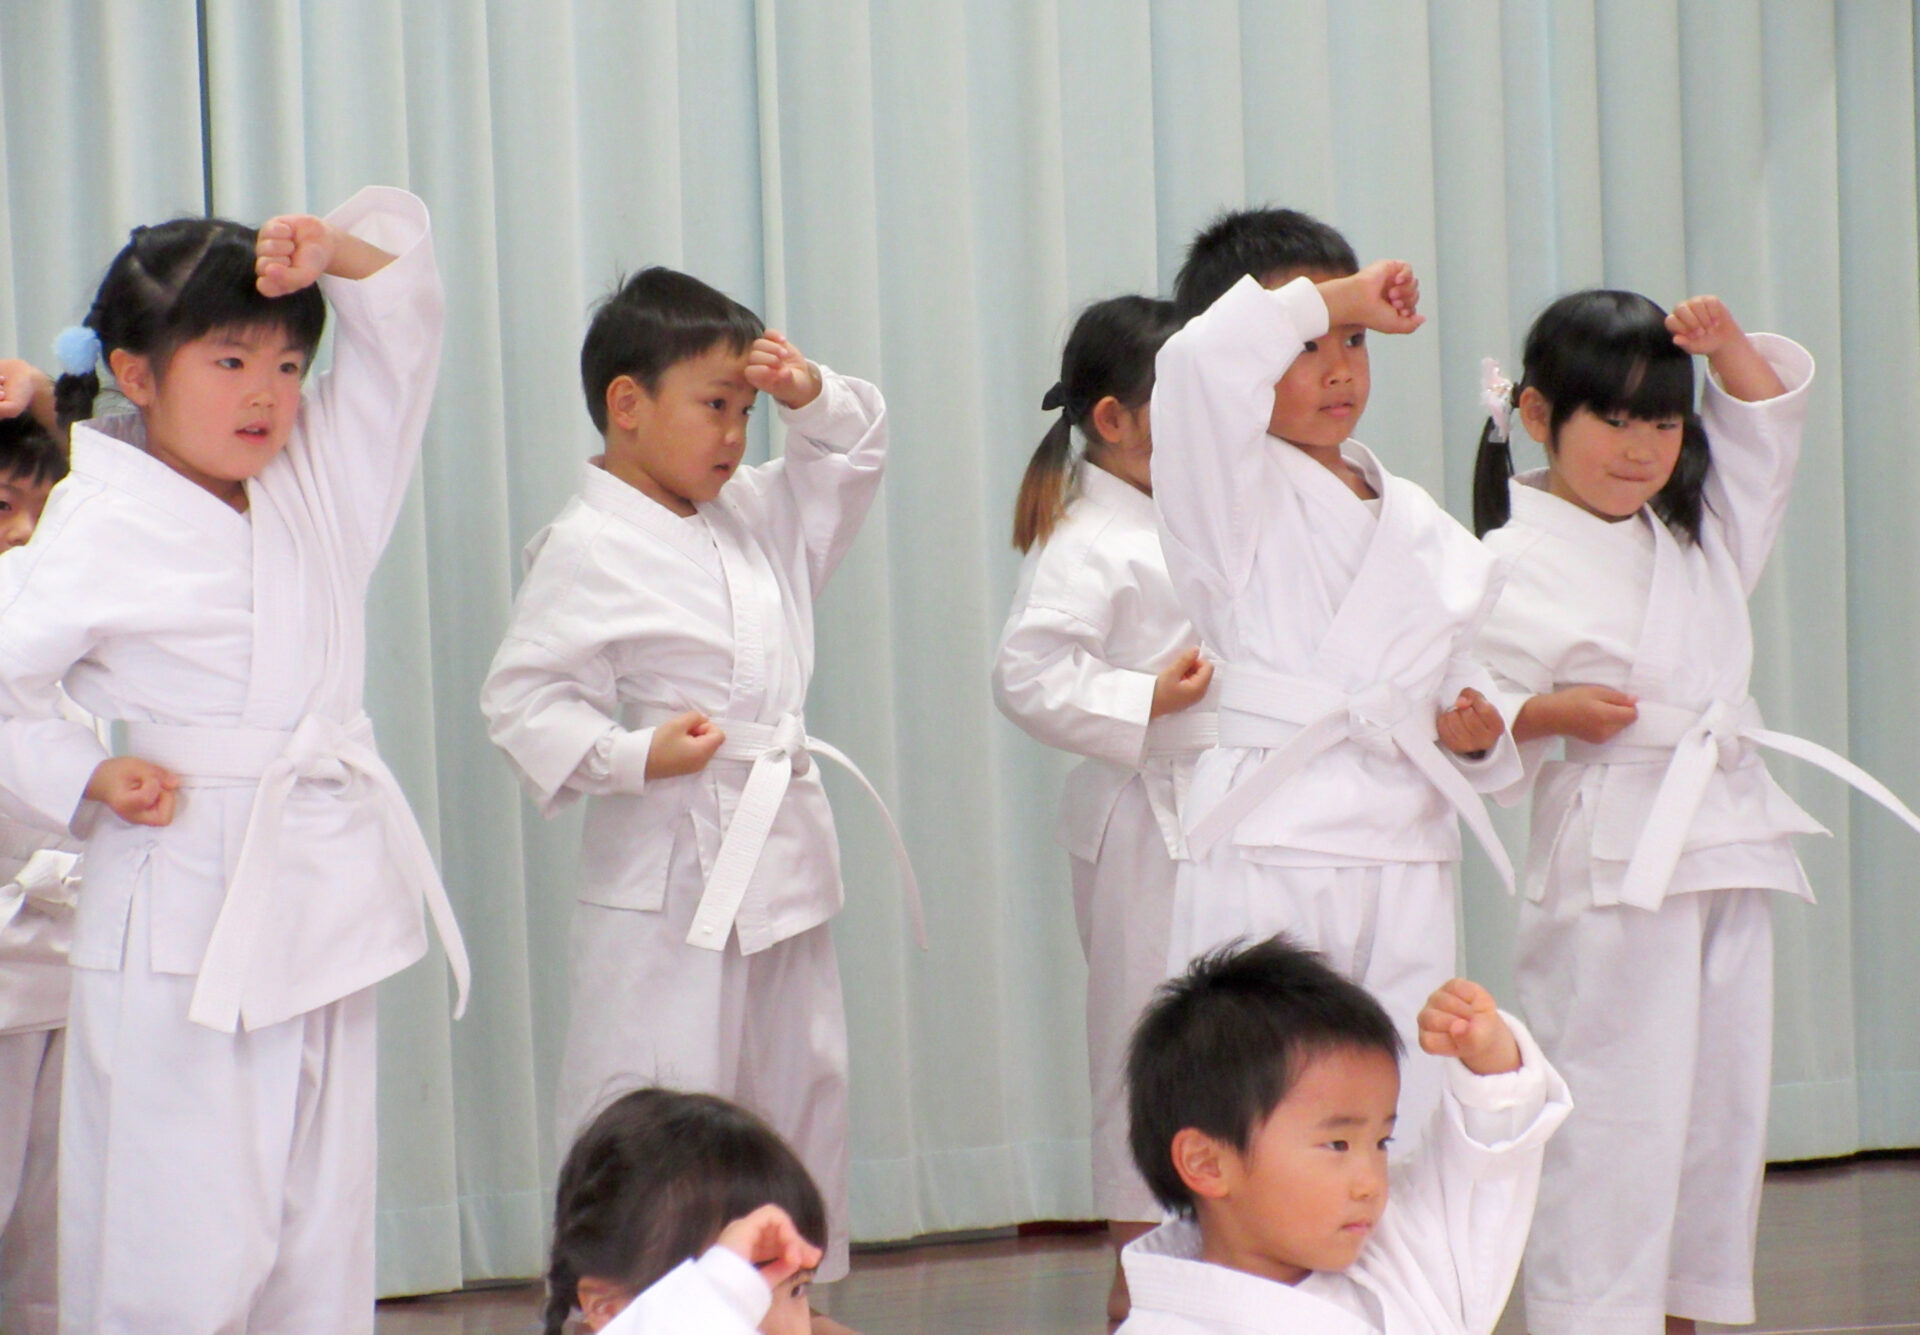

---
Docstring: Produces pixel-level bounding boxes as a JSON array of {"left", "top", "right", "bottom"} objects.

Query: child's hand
[
  {"left": 644, "top": 711, "right": 726, "bottom": 780},
  {"left": 746, "top": 332, "right": 823, "bottom": 410},
  {"left": 1320, "top": 260, "right": 1425, "bottom": 336},
  {"left": 0, "top": 360, "right": 52, "bottom": 421},
  {"left": 1150, "top": 647, "right": 1213, "bottom": 719},
  {"left": 1418, "top": 978, "right": 1522, "bottom": 1075},
  {"left": 256, "top": 215, "right": 338, "bottom": 297},
  {"left": 714, "top": 1203, "right": 824, "bottom": 1291},
  {"left": 1664, "top": 295, "right": 1745, "bottom": 358},
  {"left": 1436, "top": 688, "right": 1503, "bottom": 757},
  {"left": 85, "top": 756, "right": 180, "bottom": 827},
  {"left": 1515, "top": 685, "right": 1638, "bottom": 745}
]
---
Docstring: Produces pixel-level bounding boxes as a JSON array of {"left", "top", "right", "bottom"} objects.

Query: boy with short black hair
[
  {"left": 483, "top": 266, "right": 901, "bottom": 1285},
  {"left": 1152, "top": 208, "right": 1520, "bottom": 1147},
  {"left": 1119, "top": 935, "right": 1571, "bottom": 1335}
]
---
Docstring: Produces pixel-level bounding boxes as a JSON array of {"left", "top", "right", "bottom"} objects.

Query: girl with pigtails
[
  {"left": 1471, "top": 292, "right": 1920, "bottom": 1335},
  {"left": 991, "top": 294, "right": 1215, "bottom": 1324},
  {"left": 0, "top": 190, "right": 467, "bottom": 1331}
]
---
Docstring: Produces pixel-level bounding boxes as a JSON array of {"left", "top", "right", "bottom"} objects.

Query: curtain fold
[{"left": 0, "top": 0, "right": 1914, "bottom": 1294}]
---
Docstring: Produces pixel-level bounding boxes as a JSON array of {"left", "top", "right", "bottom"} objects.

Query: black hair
[
  {"left": 1473, "top": 289, "right": 1709, "bottom": 542},
  {"left": 0, "top": 412, "right": 67, "bottom": 489},
  {"left": 55, "top": 217, "right": 328, "bottom": 431},
  {"left": 579, "top": 267, "right": 765, "bottom": 433},
  {"left": 1013, "top": 294, "right": 1179, "bottom": 552},
  {"left": 544, "top": 1088, "right": 828, "bottom": 1335},
  {"left": 1127, "top": 934, "right": 1403, "bottom": 1218},
  {"left": 1172, "top": 207, "right": 1360, "bottom": 322}
]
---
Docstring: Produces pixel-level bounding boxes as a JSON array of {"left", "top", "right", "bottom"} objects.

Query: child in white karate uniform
[
  {"left": 1153, "top": 209, "right": 1520, "bottom": 1145},
  {"left": 483, "top": 268, "right": 900, "bottom": 1283},
  {"left": 0, "top": 190, "right": 466, "bottom": 1334},
  {"left": 544, "top": 1088, "right": 830, "bottom": 1335},
  {"left": 0, "top": 360, "right": 77, "bottom": 1335},
  {"left": 1118, "top": 935, "right": 1571, "bottom": 1335},
  {"left": 1471, "top": 293, "right": 1911, "bottom": 1335},
  {"left": 993, "top": 294, "right": 1213, "bottom": 1320}
]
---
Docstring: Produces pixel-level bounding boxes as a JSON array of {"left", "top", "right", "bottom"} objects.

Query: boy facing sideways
[
  {"left": 1118, "top": 935, "right": 1571, "bottom": 1335},
  {"left": 482, "top": 267, "right": 893, "bottom": 1283}
]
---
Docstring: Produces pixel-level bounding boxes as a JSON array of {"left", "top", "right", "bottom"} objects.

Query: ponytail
[
  {"left": 1653, "top": 416, "right": 1710, "bottom": 543},
  {"left": 1471, "top": 417, "right": 1515, "bottom": 536},
  {"left": 541, "top": 1255, "right": 578, "bottom": 1335},
  {"left": 1012, "top": 405, "right": 1075, "bottom": 553}
]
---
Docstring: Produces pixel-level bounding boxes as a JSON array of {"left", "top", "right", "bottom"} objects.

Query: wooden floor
[{"left": 375, "top": 1156, "right": 1920, "bottom": 1335}]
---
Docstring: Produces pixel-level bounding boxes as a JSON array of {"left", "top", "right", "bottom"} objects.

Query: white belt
[
  {"left": 1143, "top": 709, "right": 1218, "bottom": 760},
  {"left": 125, "top": 714, "right": 472, "bottom": 1032},
  {"left": 1185, "top": 668, "right": 1515, "bottom": 890},
  {"left": 633, "top": 708, "right": 926, "bottom": 952},
  {"left": 1564, "top": 698, "right": 1920, "bottom": 911}
]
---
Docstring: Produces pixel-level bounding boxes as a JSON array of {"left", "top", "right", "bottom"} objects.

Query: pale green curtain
[{"left": 0, "top": 0, "right": 1915, "bottom": 1297}]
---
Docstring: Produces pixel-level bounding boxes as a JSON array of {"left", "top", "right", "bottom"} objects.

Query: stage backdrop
[{"left": 1, "top": 0, "right": 1914, "bottom": 1295}]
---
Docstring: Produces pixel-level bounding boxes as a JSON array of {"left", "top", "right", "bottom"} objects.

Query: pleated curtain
[{"left": 0, "top": 0, "right": 1914, "bottom": 1296}]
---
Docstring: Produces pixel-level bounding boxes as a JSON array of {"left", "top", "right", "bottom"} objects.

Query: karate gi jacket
[
  {"left": 1477, "top": 336, "right": 1828, "bottom": 907},
  {"left": 993, "top": 463, "right": 1216, "bottom": 861},
  {"left": 1118, "top": 1016, "right": 1572, "bottom": 1335},
  {"left": 1152, "top": 276, "right": 1517, "bottom": 867},
  {"left": 0, "top": 814, "right": 76, "bottom": 1035},
  {"left": 600, "top": 1247, "right": 771, "bottom": 1334},
  {"left": 481, "top": 371, "right": 887, "bottom": 954},
  {"left": 0, "top": 187, "right": 464, "bottom": 1031}
]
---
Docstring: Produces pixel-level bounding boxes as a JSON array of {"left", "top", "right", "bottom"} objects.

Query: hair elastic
[
  {"left": 1040, "top": 381, "right": 1067, "bottom": 413},
  {"left": 53, "top": 325, "right": 102, "bottom": 377},
  {"left": 1480, "top": 357, "right": 1514, "bottom": 444}
]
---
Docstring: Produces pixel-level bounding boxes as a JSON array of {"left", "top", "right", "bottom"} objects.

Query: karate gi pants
[
  {"left": 1517, "top": 883, "right": 1772, "bottom": 1335},
  {"left": 1069, "top": 782, "right": 1179, "bottom": 1223},
  {"left": 558, "top": 895, "right": 852, "bottom": 1282},
  {"left": 1169, "top": 853, "right": 1456, "bottom": 1157},
  {"left": 60, "top": 894, "right": 377, "bottom": 1335},
  {"left": 0, "top": 1026, "right": 61, "bottom": 1335}
]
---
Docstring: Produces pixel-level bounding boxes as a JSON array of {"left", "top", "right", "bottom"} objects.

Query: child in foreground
[
  {"left": 544, "top": 1087, "right": 840, "bottom": 1335},
  {"left": 1151, "top": 209, "right": 1521, "bottom": 1147},
  {"left": 1118, "top": 935, "right": 1572, "bottom": 1335}
]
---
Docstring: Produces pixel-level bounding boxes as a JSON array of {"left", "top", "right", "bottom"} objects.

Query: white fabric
[
  {"left": 1117, "top": 1014, "right": 1571, "bottom": 1335},
  {"left": 1151, "top": 274, "right": 1519, "bottom": 869},
  {"left": 601, "top": 1247, "right": 772, "bottom": 1335},
  {"left": 481, "top": 370, "right": 888, "bottom": 953},
  {"left": 0, "top": 187, "right": 446, "bottom": 1327},
  {"left": 1477, "top": 336, "right": 1829, "bottom": 909},
  {"left": 0, "top": 822, "right": 77, "bottom": 1036},
  {"left": 0, "top": 1026, "right": 60, "bottom": 1335},
  {"left": 992, "top": 461, "right": 1215, "bottom": 1220},
  {"left": 1171, "top": 857, "right": 1459, "bottom": 1161},
  {"left": 1516, "top": 886, "right": 1773, "bottom": 1334}
]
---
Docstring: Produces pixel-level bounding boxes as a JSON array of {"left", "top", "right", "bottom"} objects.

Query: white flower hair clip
[{"left": 1480, "top": 357, "right": 1514, "bottom": 444}]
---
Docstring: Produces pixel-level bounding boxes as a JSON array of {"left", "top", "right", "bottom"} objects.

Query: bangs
[
  {"left": 0, "top": 414, "right": 68, "bottom": 487},
  {"left": 1526, "top": 289, "right": 1696, "bottom": 426},
  {"left": 1591, "top": 346, "right": 1695, "bottom": 422},
  {"left": 166, "top": 233, "right": 327, "bottom": 360}
]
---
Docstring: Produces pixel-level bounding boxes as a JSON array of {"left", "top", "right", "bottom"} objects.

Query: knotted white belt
[
  {"left": 1185, "top": 668, "right": 1515, "bottom": 889},
  {"left": 1142, "top": 708, "right": 1219, "bottom": 760},
  {"left": 1564, "top": 698, "right": 1920, "bottom": 911},
  {"left": 125, "top": 714, "right": 472, "bottom": 1032},
  {"left": 633, "top": 708, "right": 926, "bottom": 953}
]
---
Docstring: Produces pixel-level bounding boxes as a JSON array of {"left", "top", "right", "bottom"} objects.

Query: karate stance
[
  {"left": 483, "top": 267, "right": 905, "bottom": 1284},
  {"left": 1153, "top": 209, "right": 1519, "bottom": 1144},
  {"left": 0, "top": 188, "right": 467, "bottom": 1333},
  {"left": 1118, "top": 935, "right": 1571, "bottom": 1335},
  {"left": 0, "top": 359, "right": 77, "bottom": 1335},
  {"left": 992, "top": 294, "right": 1213, "bottom": 1321},
  {"left": 545, "top": 1088, "right": 828, "bottom": 1335},
  {"left": 1473, "top": 292, "right": 1919, "bottom": 1335}
]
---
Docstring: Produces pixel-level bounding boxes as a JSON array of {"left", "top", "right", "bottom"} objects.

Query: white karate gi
[
  {"left": 1475, "top": 337, "right": 1825, "bottom": 1334},
  {"left": 1117, "top": 1015, "right": 1572, "bottom": 1335},
  {"left": 0, "top": 818, "right": 77, "bottom": 1335},
  {"left": 481, "top": 371, "right": 887, "bottom": 1283},
  {"left": 0, "top": 187, "right": 460, "bottom": 1334},
  {"left": 600, "top": 1247, "right": 772, "bottom": 1335},
  {"left": 1151, "top": 275, "right": 1520, "bottom": 1144},
  {"left": 992, "top": 462, "right": 1216, "bottom": 1222}
]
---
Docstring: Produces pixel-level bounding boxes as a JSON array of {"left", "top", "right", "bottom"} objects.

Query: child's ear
[
  {"left": 1170, "top": 1127, "right": 1236, "bottom": 1202},
  {"left": 606, "top": 374, "right": 649, "bottom": 433},
  {"left": 1088, "top": 394, "right": 1126, "bottom": 449},
  {"left": 1517, "top": 386, "right": 1552, "bottom": 446},
  {"left": 108, "top": 349, "right": 156, "bottom": 409},
  {"left": 574, "top": 1275, "right": 634, "bottom": 1331}
]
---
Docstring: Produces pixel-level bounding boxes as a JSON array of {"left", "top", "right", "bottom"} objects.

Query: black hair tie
[{"left": 1040, "top": 382, "right": 1067, "bottom": 413}]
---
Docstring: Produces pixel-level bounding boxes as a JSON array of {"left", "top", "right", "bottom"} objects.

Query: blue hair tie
[{"left": 53, "top": 325, "right": 102, "bottom": 377}]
